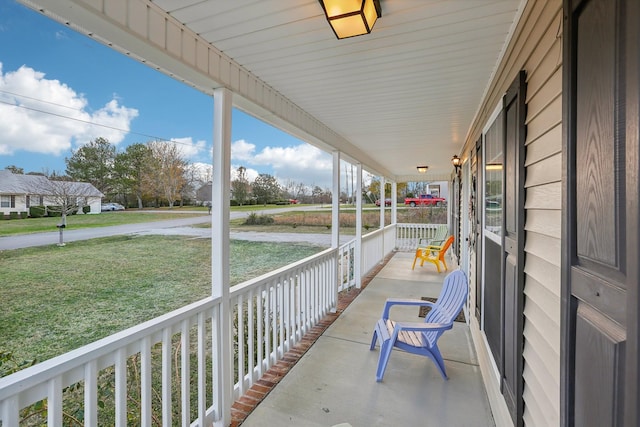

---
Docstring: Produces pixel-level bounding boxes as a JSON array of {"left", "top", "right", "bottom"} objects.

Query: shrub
[
  {"left": 46, "top": 206, "right": 62, "bottom": 217},
  {"left": 20, "top": 211, "right": 28, "bottom": 219},
  {"left": 83, "top": 205, "right": 91, "bottom": 214},
  {"left": 9, "top": 211, "right": 18, "bottom": 220},
  {"left": 29, "top": 206, "right": 46, "bottom": 218},
  {"left": 244, "top": 212, "right": 274, "bottom": 225},
  {"left": 230, "top": 199, "right": 239, "bottom": 206}
]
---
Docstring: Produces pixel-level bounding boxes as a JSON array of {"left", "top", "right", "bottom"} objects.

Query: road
[{"left": 0, "top": 205, "right": 351, "bottom": 250}]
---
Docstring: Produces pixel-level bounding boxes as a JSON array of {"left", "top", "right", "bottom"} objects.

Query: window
[
  {"left": 484, "top": 109, "right": 503, "bottom": 238},
  {"left": 1, "top": 195, "right": 15, "bottom": 208}
]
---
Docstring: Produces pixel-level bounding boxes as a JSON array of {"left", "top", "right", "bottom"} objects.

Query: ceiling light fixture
[
  {"left": 417, "top": 165, "right": 429, "bottom": 174},
  {"left": 319, "top": 0, "right": 381, "bottom": 39}
]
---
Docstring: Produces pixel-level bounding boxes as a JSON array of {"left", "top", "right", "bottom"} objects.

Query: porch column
[
  {"left": 331, "top": 151, "right": 340, "bottom": 311},
  {"left": 391, "top": 181, "right": 397, "bottom": 225},
  {"left": 379, "top": 176, "right": 385, "bottom": 230},
  {"left": 212, "top": 87, "right": 232, "bottom": 426},
  {"left": 355, "top": 163, "right": 362, "bottom": 288}
]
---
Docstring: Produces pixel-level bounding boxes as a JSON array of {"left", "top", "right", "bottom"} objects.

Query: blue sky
[{"left": 0, "top": 1, "right": 337, "bottom": 188}]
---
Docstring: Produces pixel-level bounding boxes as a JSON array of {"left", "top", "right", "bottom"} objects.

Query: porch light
[
  {"left": 451, "top": 155, "right": 462, "bottom": 173},
  {"left": 417, "top": 165, "right": 429, "bottom": 173},
  {"left": 319, "top": 0, "right": 381, "bottom": 39}
]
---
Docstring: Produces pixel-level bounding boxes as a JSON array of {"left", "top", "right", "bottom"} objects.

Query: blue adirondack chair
[{"left": 370, "top": 269, "right": 468, "bottom": 382}]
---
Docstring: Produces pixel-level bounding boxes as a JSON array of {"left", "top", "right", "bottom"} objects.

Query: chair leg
[
  {"left": 441, "top": 257, "right": 448, "bottom": 271},
  {"left": 370, "top": 329, "right": 379, "bottom": 350},
  {"left": 412, "top": 248, "right": 424, "bottom": 270},
  {"left": 376, "top": 339, "right": 394, "bottom": 382},
  {"left": 429, "top": 345, "right": 448, "bottom": 380}
]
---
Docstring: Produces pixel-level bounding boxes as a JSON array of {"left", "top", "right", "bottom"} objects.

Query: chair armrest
[
  {"left": 427, "top": 239, "right": 445, "bottom": 247},
  {"left": 382, "top": 298, "right": 436, "bottom": 318},
  {"left": 392, "top": 321, "right": 453, "bottom": 334}
]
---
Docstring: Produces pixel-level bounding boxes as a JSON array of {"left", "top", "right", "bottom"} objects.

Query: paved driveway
[{"left": 0, "top": 206, "right": 352, "bottom": 250}]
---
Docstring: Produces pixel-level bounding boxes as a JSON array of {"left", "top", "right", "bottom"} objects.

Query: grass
[
  {"left": 227, "top": 207, "right": 447, "bottom": 233},
  {"left": 0, "top": 211, "right": 207, "bottom": 236},
  {"left": 0, "top": 235, "right": 323, "bottom": 363}
]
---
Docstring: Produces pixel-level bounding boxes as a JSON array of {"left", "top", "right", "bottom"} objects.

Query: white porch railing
[
  {"left": 0, "top": 222, "right": 430, "bottom": 426},
  {"left": 395, "top": 223, "right": 447, "bottom": 251},
  {"left": 230, "top": 247, "right": 337, "bottom": 398}
]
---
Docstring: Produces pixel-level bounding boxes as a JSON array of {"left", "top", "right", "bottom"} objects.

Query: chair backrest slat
[{"left": 423, "top": 270, "right": 468, "bottom": 344}]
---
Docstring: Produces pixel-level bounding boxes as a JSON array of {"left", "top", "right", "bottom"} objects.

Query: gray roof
[{"left": 0, "top": 170, "right": 104, "bottom": 197}]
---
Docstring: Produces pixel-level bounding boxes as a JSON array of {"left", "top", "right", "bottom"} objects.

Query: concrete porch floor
[{"left": 240, "top": 252, "right": 495, "bottom": 427}]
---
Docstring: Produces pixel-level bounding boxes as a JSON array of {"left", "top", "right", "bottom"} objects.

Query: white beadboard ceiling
[{"left": 21, "top": 0, "right": 523, "bottom": 181}]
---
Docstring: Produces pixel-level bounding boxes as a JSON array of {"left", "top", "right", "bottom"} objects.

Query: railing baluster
[
  {"left": 84, "top": 360, "right": 98, "bottom": 427},
  {"left": 248, "top": 289, "right": 255, "bottom": 383},
  {"left": 115, "top": 348, "right": 127, "bottom": 427},
  {"left": 141, "top": 336, "right": 152, "bottom": 427},
  {"left": 264, "top": 286, "right": 271, "bottom": 370},
  {"left": 271, "top": 282, "right": 277, "bottom": 362},
  {"left": 197, "top": 312, "right": 206, "bottom": 425},
  {"left": 161, "top": 328, "right": 172, "bottom": 427},
  {"left": 257, "top": 287, "right": 264, "bottom": 377},
  {"left": 47, "top": 376, "right": 62, "bottom": 426},
  {"left": 278, "top": 278, "right": 285, "bottom": 357},
  {"left": 237, "top": 294, "right": 245, "bottom": 394},
  {"left": 181, "top": 320, "right": 190, "bottom": 426},
  {"left": 210, "top": 304, "right": 221, "bottom": 421},
  {"left": 0, "top": 396, "right": 19, "bottom": 426}
]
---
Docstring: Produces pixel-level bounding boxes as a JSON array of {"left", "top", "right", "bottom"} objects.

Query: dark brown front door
[{"left": 563, "top": 0, "right": 639, "bottom": 425}]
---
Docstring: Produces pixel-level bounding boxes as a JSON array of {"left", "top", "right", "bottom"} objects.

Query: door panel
[
  {"left": 574, "top": 303, "right": 626, "bottom": 427},
  {"left": 563, "top": 0, "right": 639, "bottom": 425}
]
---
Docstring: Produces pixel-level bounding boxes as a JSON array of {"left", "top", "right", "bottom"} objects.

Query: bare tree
[
  {"left": 147, "top": 141, "right": 187, "bottom": 208},
  {"left": 24, "top": 175, "right": 91, "bottom": 246},
  {"left": 231, "top": 166, "right": 250, "bottom": 206}
]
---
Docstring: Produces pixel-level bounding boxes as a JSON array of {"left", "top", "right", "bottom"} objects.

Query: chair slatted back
[{"left": 423, "top": 270, "right": 468, "bottom": 345}]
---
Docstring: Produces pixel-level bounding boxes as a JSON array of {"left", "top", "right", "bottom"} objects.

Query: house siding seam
[{"left": 464, "top": 1, "right": 563, "bottom": 426}]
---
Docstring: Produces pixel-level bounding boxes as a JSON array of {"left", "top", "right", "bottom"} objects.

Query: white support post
[
  {"left": 379, "top": 176, "right": 385, "bottom": 230},
  {"left": 212, "top": 88, "right": 232, "bottom": 427},
  {"left": 391, "top": 181, "right": 398, "bottom": 225},
  {"left": 331, "top": 151, "right": 341, "bottom": 311},
  {"left": 355, "top": 163, "right": 363, "bottom": 288},
  {"left": 379, "top": 176, "right": 385, "bottom": 262}
]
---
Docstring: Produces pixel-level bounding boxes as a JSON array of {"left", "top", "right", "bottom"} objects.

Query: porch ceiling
[{"left": 21, "top": 0, "right": 523, "bottom": 181}]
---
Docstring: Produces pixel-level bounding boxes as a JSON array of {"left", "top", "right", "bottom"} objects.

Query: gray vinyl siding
[{"left": 463, "top": 0, "right": 563, "bottom": 425}]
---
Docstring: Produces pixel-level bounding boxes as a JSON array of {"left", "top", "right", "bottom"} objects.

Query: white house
[{"left": 0, "top": 170, "right": 104, "bottom": 216}]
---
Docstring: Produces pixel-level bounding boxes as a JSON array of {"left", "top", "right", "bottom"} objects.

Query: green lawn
[
  {"left": 0, "top": 235, "right": 323, "bottom": 364},
  {"left": 0, "top": 211, "right": 207, "bottom": 236}
]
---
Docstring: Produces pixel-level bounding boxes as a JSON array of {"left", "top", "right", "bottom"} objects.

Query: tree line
[{"left": 6, "top": 138, "right": 335, "bottom": 208}]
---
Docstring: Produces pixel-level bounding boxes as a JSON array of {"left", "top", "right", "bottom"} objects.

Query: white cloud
[
  {"left": 0, "top": 63, "right": 138, "bottom": 156},
  {"left": 230, "top": 140, "right": 333, "bottom": 187},
  {"left": 171, "top": 136, "right": 207, "bottom": 160},
  {"left": 231, "top": 139, "right": 256, "bottom": 161}
]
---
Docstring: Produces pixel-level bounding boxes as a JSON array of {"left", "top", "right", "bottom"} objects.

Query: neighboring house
[
  {"left": 195, "top": 181, "right": 212, "bottom": 205},
  {"left": 0, "top": 170, "right": 104, "bottom": 216}
]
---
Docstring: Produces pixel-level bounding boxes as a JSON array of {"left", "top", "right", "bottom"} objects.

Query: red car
[{"left": 404, "top": 194, "right": 446, "bottom": 207}]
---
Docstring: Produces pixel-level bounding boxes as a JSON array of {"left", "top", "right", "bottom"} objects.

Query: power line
[{"left": 0, "top": 93, "right": 203, "bottom": 148}]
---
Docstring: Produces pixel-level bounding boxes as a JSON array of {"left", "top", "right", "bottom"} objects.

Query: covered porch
[
  {"left": 1, "top": 1, "right": 577, "bottom": 426},
  {"left": 238, "top": 251, "right": 492, "bottom": 427}
]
